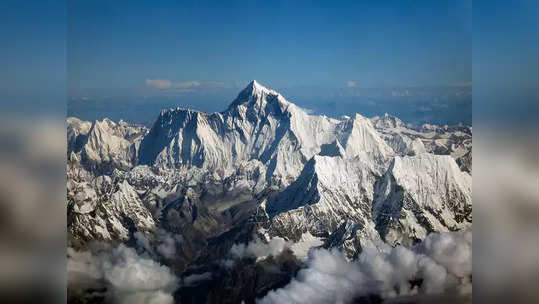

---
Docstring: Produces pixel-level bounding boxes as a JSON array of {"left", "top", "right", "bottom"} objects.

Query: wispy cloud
[
  {"left": 172, "top": 81, "right": 202, "bottom": 89},
  {"left": 146, "top": 78, "right": 173, "bottom": 89},
  {"left": 145, "top": 78, "right": 203, "bottom": 90},
  {"left": 145, "top": 78, "right": 228, "bottom": 93},
  {"left": 347, "top": 81, "right": 357, "bottom": 88},
  {"left": 229, "top": 235, "right": 289, "bottom": 260}
]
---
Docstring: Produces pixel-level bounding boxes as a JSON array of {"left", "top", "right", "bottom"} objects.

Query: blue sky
[
  {"left": 68, "top": 0, "right": 471, "bottom": 93},
  {"left": 2, "top": 0, "right": 538, "bottom": 126},
  {"left": 1, "top": 0, "right": 473, "bottom": 124},
  {"left": 1, "top": 0, "right": 65, "bottom": 114}
]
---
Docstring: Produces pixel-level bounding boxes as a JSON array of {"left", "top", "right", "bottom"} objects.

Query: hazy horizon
[{"left": 68, "top": 80, "right": 471, "bottom": 126}]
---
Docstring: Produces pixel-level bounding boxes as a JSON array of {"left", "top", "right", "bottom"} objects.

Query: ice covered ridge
[{"left": 137, "top": 80, "right": 394, "bottom": 186}]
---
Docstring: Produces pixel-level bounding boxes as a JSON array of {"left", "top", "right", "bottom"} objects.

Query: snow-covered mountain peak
[
  {"left": 351, "top": 113, "right": 369, "bottom": 121},
  {"left": 244, "top": 79, "right": 273, "bottom": 95},
  {"left": 266, "top": 153, "right": 379, "bottom": 240},
  {"left": 371, "top": 113, "right": 405, "bottom": 129},
  {"left": 226, "top": 80, "right": 290, "bottom": 114},
  {"left": 335, "top": 113, "right": 394, "bottom": 165},
  {"left": 247, "top": 79, "right": 264, "bottom": 91}
]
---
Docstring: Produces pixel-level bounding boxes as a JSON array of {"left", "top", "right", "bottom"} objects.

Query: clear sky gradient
[
  {"left": 3, "top": 0, "right": 538, "bottom": 126},
  {"left": 0, "top": 0, "right": 473, "bottom": 124},
  {"left": 68, "top": 0, "right": 471, "bottom": 91}
]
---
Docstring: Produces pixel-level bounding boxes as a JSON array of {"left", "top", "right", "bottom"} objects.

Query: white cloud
[
  {"left": 133, "top": 229, "right": 183, "bottom": 260},
  {"left": 258, "top": 230, "right": 472, "bottom": 304},
  {"left": 347, "top": 81, "right": 357, "bottom": 88},
  {"left": 68, "top": 244, "right": 179, "bottom": 304},
  {"left": 146, "top": 78, "right": 222, "bottom": 91},
  {"left": 146, "top": 78, "right": 173, "bottom": 89},
  {"left": 229, "top": 235, "right": 289, "bottom": 260},
  {"left": 103, "top": 245, "right": 177, "bottom": 294},
  {"left": 172, "top": 81, "right": 201, "bottom": 89},
  {"left": 155, "top": 229, "right": 183, "bottom": 259}
]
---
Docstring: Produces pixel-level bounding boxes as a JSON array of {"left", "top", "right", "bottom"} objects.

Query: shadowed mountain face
[{"left": 67, "top": 81, "right": 472, "bottom": 303}]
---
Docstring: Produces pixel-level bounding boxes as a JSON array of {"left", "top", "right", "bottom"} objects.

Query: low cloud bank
[
  {"left": 229, "top": 235, "right": 289, "bottom": 260},
  {"left": 68, "top": 228, "right": 185, "bottom": 303},
  {"left": 68, "top": 244, "right": 178, "bottom": 304},
  {"left": 134, "top": 228, "right": 183, "bottom": 260},
  {"left": 258, "top": 230, "right": 472, "bottom": 304}
]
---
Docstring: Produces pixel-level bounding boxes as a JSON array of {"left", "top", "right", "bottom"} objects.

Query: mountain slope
[{"left": 372, "top": 154, "right": 472, "bottom": 246}]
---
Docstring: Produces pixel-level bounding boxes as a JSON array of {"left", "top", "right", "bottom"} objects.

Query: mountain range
[{"left": 67, "top": 81, "right": 472, "bottom": 303}]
